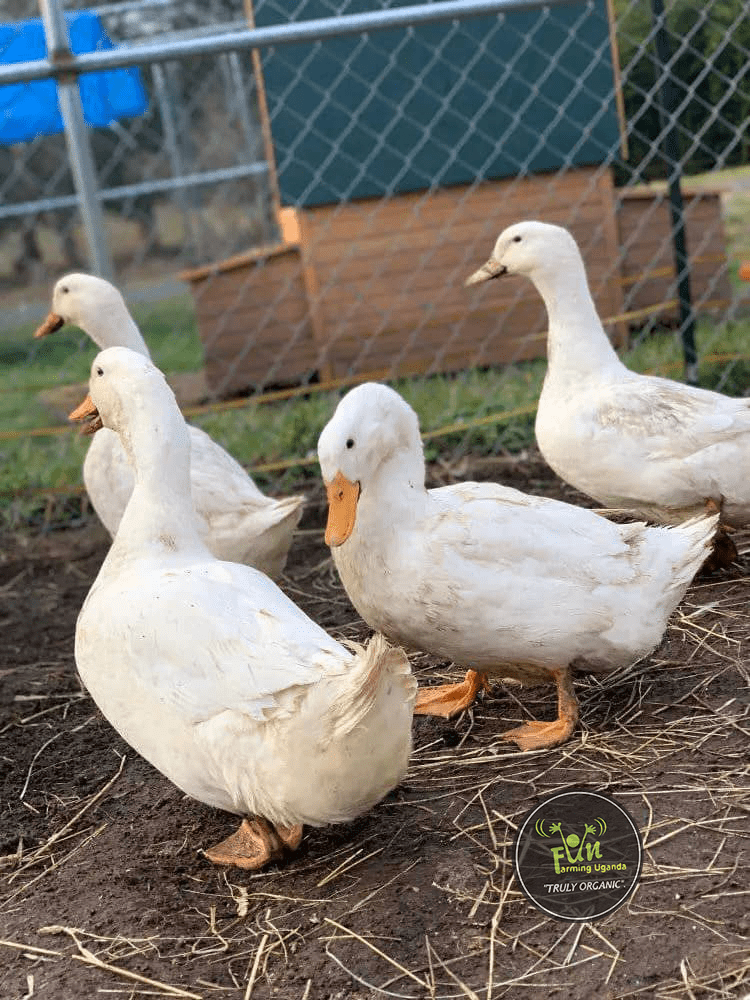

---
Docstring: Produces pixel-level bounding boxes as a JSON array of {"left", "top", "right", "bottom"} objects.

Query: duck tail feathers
[
  {"left": 324, "top": 634, "right": 416, "bottom": 744},
  {"left": 671, "top": 510, "right": 720, "bottom": 583},
  {"left": 270, "top": 493, "right": 305, "bottom": 522},
  {"left": 230, "top": 495, "right": 304, "bottom": 577}
]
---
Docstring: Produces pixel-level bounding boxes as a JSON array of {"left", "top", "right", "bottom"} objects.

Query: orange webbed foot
[
  {"left": 414, "top": 669, "right": 490, "bottom": 719},
  {"left": 204, "top": 818, "right": 303, "bottom": 870},
  {"left": 502, "top": 666, "right": 578, "bottom": 752}
]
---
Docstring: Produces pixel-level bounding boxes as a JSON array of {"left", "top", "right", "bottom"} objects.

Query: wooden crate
[
  {"left": 300, "top": 166, "right": 625, "bottom": 380},
  {"left": 185, "top": 168, "right": 628, "bottom": 394},
  {"left": 181, "top": 210, "right": 320, "bottom": 396},
  {"left": 616, "top": 188, "right": 732, "bottom": 321}
]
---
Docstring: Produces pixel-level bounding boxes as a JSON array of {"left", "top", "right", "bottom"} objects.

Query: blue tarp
[{"left": 0, "top": 11, "right": 148, "bottom": 145}]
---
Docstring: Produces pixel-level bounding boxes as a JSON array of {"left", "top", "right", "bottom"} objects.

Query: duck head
[
  {"left": 68, "top": 346, "right": 170, "bottom": 441},
  {"left": 35, "top": 273, "right": 123, "bottom": 340},
  {"left": 34, "top": 273, "right": 149, "bottom": 356},
  {"left": 465, "top": 221, "right": 582, "bottom": 286},
  {"left": 317, "top": 382, "right": 424, "bottom": 547}
]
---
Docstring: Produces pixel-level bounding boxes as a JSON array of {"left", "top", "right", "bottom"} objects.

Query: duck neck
[
  {"left": 84, "top": 304, "right": 151, "bottom": 358},
  {"left": 109, "top": 402, "right": 206, "bottom": 557},
  {"left": 355, "top": 449, "right": 427, "bottom": 536},
  {"left": 532, "top": 263, "right": 624, "bottom": 382}
]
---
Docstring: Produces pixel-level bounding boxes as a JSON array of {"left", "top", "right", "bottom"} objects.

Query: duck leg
[
  {"left": 204, "top": 817, "right": 296, "bottom": 870},
  {"left": 701, "top": 523, "right": 737, "bottom": 574},
  {"left": 276, "top": 823, "right": 303, "bottom": 850},
  {"left": 501, "top": 666, "right": 579, "bottom": 752},
  {"left": 700, "top": 499, "right": 737, "bottom": 574},
  {"left": 414, "top": 669, "right": 490, "bottom": 718}
]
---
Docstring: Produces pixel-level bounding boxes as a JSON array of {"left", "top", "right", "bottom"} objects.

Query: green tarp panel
[{"left": 254, "top": 0, "right": 621, "bottom": 207}]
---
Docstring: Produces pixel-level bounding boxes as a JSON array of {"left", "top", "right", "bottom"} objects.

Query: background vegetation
[{"left": 614, "top": 0, "right": 750, "bottom": 180}]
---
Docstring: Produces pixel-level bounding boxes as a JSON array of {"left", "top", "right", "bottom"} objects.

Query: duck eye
[
  {"left": 61, "top": 286, "right": 69, "bottom": 293},
  {"left": 512, "top": 235, "right": 522, "bottom": 243},
  {"left": 346, "top": 438, "right": 355, "bottom": 449},
  {"left": 96, "top": 366, "right": 104, "bottom": 376}
]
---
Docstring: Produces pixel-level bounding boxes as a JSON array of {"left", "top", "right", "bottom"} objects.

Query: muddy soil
[{"left": 1, "top": 455, "right": 748, "bottom": 999}]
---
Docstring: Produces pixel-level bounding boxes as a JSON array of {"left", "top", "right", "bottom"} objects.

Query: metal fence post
[
  {"left": 650, "top": 0, "right": 698, "bottom": 385},
  {"left": 38, "top": 0, "right": 114, "bottom": 279},
  {"left": 151, "top": 61, "right": 196, "bottom": 257}
]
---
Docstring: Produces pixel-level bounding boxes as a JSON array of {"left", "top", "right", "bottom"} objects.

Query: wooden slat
[
  {"left": 197, "top": 294, "right": 310, "bottom": 326},
  {"left": 304, "top": 171, "right": 601, "bottom": 239},
  {"left": 191, "top": 255, "right": 305, "bottom": 301},
  {"left": 615, "top": 189, "right": 730, "bottom": 317},
  {"left": 181, "top": 241, "right": 302, "bottom": 282},
  {"left": 305, "top": 201, "right": 614, "bottom": 264}
]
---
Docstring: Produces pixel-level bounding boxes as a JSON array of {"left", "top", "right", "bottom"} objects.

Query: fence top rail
[{"left": 0, "top": 0, "right": 585, "bottom": 85}]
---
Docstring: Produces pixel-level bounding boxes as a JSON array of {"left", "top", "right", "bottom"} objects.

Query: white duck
[
  {"left": 70, "top": 348, "right": 415, "bottom": 870},
  {"left": 317, "top": 382, "right": 716, "bottom": 750},
  {"left": 35, "top": 273, "right": 303, "bottom": 578},
  {"left": 466, "top": 221, "right": 750, "bottom": 552}
]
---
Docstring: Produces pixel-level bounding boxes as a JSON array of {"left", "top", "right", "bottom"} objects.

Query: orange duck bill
[
  {"left": 324, "top": 471, "right": 360, "bottom": 547},
  {"left": 68, "top": 394, "right": 103, "bottom": 435},
  {"left": 33, "top": 312, "right": 65, "bottom": 338}
]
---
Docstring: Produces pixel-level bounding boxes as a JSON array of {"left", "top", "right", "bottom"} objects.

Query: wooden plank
[
  {"left": 620, "top": 185, "right": 728, "bottom": 200},
  {"left": 305, "top": 197, "right": 612, "bottom": 260},
  {"left": 616, "top": 187, "right": 729, "bottom": 321},
  {"left": 592, "top": 168, "right": 626, "bottom": 342},
  {"left": 304, "top": 226, "right": 614, "bottom": 289},
  {"left": 194, "top": 167, "right": 637, "bottom": 393},
  {"left": 194, "top": 282, "right": 307, "bottom": 315},
  {"left": 619, "top": 220, "right": 727, "bottom": 256},
  {"left": 200, "top": 315, "right": 317, "bottom": 352},
  {"left": 304, "top": 173, "right": 601, "bottom": 239},
  {"left": 306, "top": 167, "right": 600, "bottom": 220},
  {"left": 325, "top": 325, "right": 553, "bottom": 378},
  {"left": 205, "top": 340, "right": 321, "bottom": 388},
  {"left": 306, "top": 213, "right": 612, "bottom": 270},
  {"left": 306, "top": 169, "right": 624, "bottom": 377},
  {"left": 619, "top": 254, "right": 728, "bottom": 287},
  {"left": 197, "top": 293, "right": 310, "bottom": 325},
  {"left": 622, "top": 269, "right": 731, "bottom": 313},
  {"left": 296, "top": 208, "right": 334, "bottom": 381},
  {"left": 307, "top": 170, "right": 600, "bottom": 231},
  {"left": 320, "top": 303, "right": 547, "bottom": 354},
  {"left": 181, "top": 242, "right": 301, "bottom": 282},
  {"left": 190, "top": 254, "right": 305, "bottom": 297}
]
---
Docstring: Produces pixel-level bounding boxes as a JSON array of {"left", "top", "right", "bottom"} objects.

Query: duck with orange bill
[
  {"left": 36, "top": 273, "right": 303, "bottom": 578},
  {"left": 69, "top": 348, "right": 415, "bottom": 870},
  {"left": 317, "top": 382, "right": 717, "bottom": 751}
]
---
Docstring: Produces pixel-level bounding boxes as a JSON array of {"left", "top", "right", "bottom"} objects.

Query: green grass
[
  {"left": 2, "top": 288, "right": 750, "bottom": 518},
  {"left": 194, "top": 314, "right": 750, "bottom": 476},
  {"left": 0, "top": 296, "right": 200, "bottom": 498}
]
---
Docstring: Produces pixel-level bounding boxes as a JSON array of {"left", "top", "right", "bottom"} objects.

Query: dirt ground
[{"left": 1, "top": 453, "right": 748, "bottom": 1000}]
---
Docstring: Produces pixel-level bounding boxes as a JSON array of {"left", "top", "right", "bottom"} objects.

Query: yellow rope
[
  {"left": 2, "top": 293, "right": 733, "bottom": 442},
  {"left": 1, "top": 322, "right": 746, "bottom": 503},
  {"left": 16, "top": 339, "right": 744, "bottom": 460}
]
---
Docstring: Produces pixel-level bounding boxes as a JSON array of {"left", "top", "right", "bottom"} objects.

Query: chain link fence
[{"left": 1, "top": 0, "right": 749, "bottom": 514}]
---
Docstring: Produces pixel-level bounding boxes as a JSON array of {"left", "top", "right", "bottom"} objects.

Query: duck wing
[
  {"left": 428, "top": 481, "right": 638, "bottom": 583},
  {"left": 593, "top": 376, "right": 750, "bottom": 458},
  {"left": 188, "top": 425, "right": 270, "bottom": 508},
  {"left": 82, "top": 559, "right": 349, "bottom": 726}
]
